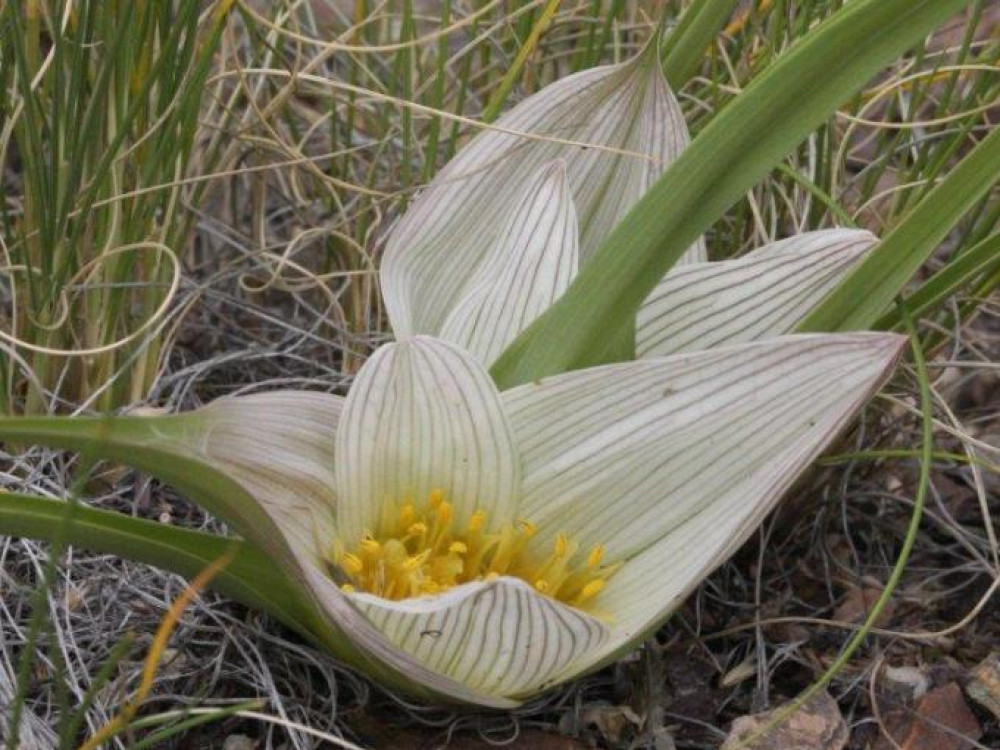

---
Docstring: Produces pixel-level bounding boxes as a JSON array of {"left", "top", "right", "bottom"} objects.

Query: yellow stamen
[
  {"left": 554, "top": 533, "right": 568, "bottom": 557},
  {"left": 587, "top": 545, "right": 605, "bottom": 568},
  {"left": 333, "top": 488, "right": 616, "bottom": 611},
  {"left": 339, "top": 553, "right": 363, "bottom": 575},
  {"left": 468, "top": 510, "right": 486, "bottom": 533},
  {"left": 580, "top": 579, "right": 605, "bottom": 599},
  {"left": 571, "top": 579, "right": 606, "bottom": 607}
]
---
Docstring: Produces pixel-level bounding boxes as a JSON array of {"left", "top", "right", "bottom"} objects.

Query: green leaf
[
  {"left": 876, "top": 232, "right": 1000, "bottom": 329},
  {"left": 799, "top": 125, "right": 1000, "bottom": 332},
  {"left": 660, "top": 0, "right": 741, "bottom": 91},
  {"left": 490, "top": 0, "right": 969, "bottom": 389},
  {"left": 0, "top": 492, "right": 315, "bottom": 629},
  {"left": 0, "top": 415, "right": 298, "bottom": 569}
]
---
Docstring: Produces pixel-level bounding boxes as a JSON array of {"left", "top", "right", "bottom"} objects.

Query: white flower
[
  {"left": 114, "top": 332, "right": 903, "bottom": 705},
  {"left": 0, "top": 46, "right": 904, "bottom": 709},
  {"left": 381, "top": 49, "right": 877, "bottom": 367}
]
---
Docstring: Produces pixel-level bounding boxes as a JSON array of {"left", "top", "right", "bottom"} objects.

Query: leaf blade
[
  {"left": 491, "top": 0, "right": 969, "bottom": 388},
  {"left": 798, "top": 125, "right": 1000, "bottom": 332}
]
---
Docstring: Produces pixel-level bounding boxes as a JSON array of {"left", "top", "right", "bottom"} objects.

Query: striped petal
[
  {"left": 347, "top": 577, "right": 606, "bottom": 698},
  {"left": 183, "top": 390, "right": 342, "bottom": 563},
  {"left": 382, "top": 46, "right": 702, "bottom": 339},
  {"left": 439, "top": 161, "right": 579, "bottom": 367},
  {"left": 335, "top": 336, "right": 521, "bottom": 545},
  {"left": 636, "top": 229, "right": 876, "bottom": 357},
  {"left": 503, "top": 334, "right": 905, "bottom": 561}
]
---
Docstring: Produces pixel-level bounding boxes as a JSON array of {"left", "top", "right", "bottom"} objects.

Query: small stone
[
  {"left": 875, "top": 682, "right": 982, "bottom": 750},
  {"left": 882, "top": 665, "right": 930, "bottom": 702},
  {"left": 579, "top": 702, "right": 642, "bottom": 745},
  {"left": 722, "top": 691, "right": 847, "bottom": 750},
  {"left": 832, "top": 584, "right": 894, "bottom": 627},
  {"left": 223, "top": 735, "right": 256, "bottom": 750},
  {"left": 965, "top": 652, "right": 1000, "bottom": 721}
]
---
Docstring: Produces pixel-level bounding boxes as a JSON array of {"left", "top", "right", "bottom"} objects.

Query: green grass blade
[
  {"left": 799, "top": 124, "right": 1000, "bottom": 333},
  {"left": 660, "top": 0, "right": 741, "bottom": 90},
  {"left": 481, "top": 0, "right": 562, "bottom": 124},
  {"left": 875, "top": 232, "right": 1000, "bottom": 329},
  {"left": 490, "top": 0, "right": 969, "bottom": 388}
]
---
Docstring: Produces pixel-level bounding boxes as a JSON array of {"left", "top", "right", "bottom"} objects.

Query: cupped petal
[
  {"left": 503, "top": 334, "right": 905, "bottom": 560},
  {"left": 636, "top": 229, "right": 877, "bottom": 358},
  {"left": 382, "top": 46, "right": 702, "bottom": 338},
  {"left": 439, "top": 161, "right": 579, "bottom": 367},
  {"left": 335, "top": 336, "right": 521, "bottom": 545},
  {"left": 190, "top": 390, "right": 342, "bottom": 561},
  {"left": 555, "top": 472, "right": 803, "bottom": 678},
  {"left": 346, "top": 578, "right": 607, "bottom": 698}
]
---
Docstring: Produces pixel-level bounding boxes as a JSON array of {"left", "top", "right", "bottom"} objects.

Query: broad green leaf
[
  {"left": 661, "top": 0, "right": 742, "bottom": 90},
  {"left": 0, "top": 492, "right": 311, "bottom": 628},
  {"left": 798, "top": 124, "right": 1000, "bottom": 332},
  {"left": 875, "top": 232, "right": 1000, "bottom": 329},
  {"left": 490, "top": 0, "right": 969, "bottom": 389}
]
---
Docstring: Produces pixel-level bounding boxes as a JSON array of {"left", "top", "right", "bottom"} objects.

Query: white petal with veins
[
  {"left": 440, "top": 161, "right": 580, "bottom": 367},
  {"left": 349, "top": 577, "right": 607, "bottom": 697},
  {"left": 637, "top": 229, "right": 876, "bottom": 357},
  {"left": 335, "top": 336, "right": 521, "bottom": 544}
]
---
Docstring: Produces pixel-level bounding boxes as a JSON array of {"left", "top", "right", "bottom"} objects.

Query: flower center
[{"left": 336, "top": 489, "right": 617, "bottom": 608}]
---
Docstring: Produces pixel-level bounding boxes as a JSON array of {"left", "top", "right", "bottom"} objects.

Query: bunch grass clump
[{"left": 0, "top": 0, "right": 231, "bottom": 414}]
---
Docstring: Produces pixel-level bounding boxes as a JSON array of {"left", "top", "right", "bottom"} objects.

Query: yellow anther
[
  {"left": 554, "top": 533, "right": 568, "bottom": 557},
  {"left": 580, "top": 579, "right": 605, "bottom": 599},
  {"left": 429, "top": 488, "right": 445, "bottom": 508},
  {"left": 336, "top": 497, "right": 615, "bottom": 609},
  {"left": 468, "top": 510, "right": 486, "bottom": 533},
  {"left": 339, "top": 553, "right": 363, "bottom": 575},
  {"left": 518, "top": 519, "right": 538, "bottom": 538}
]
